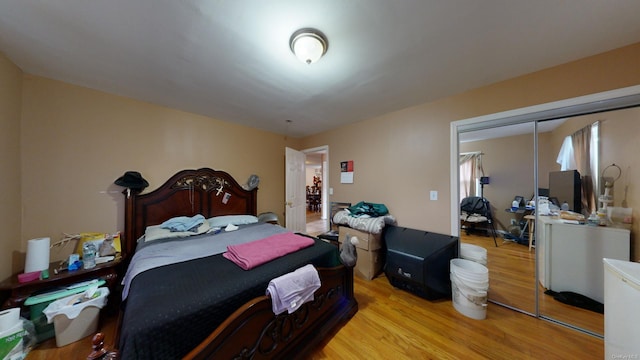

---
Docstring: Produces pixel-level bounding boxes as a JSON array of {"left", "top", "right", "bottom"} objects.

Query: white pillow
[
  {"left": 144, "top": 221, "right": 210, "bottom": 242},
  {"left": 208, "top": 215, "right": 258, "bottom": 228}
]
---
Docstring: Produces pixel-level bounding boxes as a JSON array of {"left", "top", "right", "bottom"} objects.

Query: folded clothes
[
  {"left": 266, "top": 264, "right": 320, "bottom": 315},
  {"left": 223, "top": 232, "right": 314, "bottom": 270},
  {"left": 161, "top": 214, "right": 205, "bottom": 232}
]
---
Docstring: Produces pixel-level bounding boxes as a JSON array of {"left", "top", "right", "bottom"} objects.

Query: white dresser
[{"left": 537, "top": 216, "right": 630, "bottom": 303}]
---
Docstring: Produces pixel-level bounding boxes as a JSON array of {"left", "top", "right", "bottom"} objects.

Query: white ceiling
[{"left": 2, "top": 1, "right": 640, "bottom": 138}]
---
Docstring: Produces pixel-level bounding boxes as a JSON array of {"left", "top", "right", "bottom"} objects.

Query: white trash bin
[
  {"left": 603, "top": 258, "right": 640, "bottom": 358},
  {"left": 43, "top": 287, "right": 109, "bottom": 347},
  {"left": 450, "top": 258, "right": 489, "bottom": 320}
]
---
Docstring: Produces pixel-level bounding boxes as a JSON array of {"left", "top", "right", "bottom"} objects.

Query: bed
[{"left": 94, "top": 168, "right": 358, "bottom": 359}]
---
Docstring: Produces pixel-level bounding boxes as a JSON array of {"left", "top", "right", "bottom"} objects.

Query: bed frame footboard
[
  {"left": 184, "top": 265, "right": 357, "bottom": 359},
  {"left": 89, "top": 265, "right": 357, "bottom": 359}
]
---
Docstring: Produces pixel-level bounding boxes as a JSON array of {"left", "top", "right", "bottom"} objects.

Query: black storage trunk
[{"left": 384, "top": 225, "right": 459, "bottom": 300}]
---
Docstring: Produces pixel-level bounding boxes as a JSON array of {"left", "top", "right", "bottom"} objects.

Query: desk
[
  {"left": 504, "top": 207, "right": 534, "bottom": 243},
  {"left": 0, "top": 256, "right": 123, "bottom": 310}
]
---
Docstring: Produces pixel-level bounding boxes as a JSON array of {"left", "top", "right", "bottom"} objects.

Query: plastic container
[
  {"left": 82, "top": 242, "right": 96, "bottom": 269},
  {"left": 43, "top": 287, "right": 109, "bottom": 347},
  {"left": 603, "top": 258, "right": 640, "bottom": 358},
  {"left": 24, "top": 279, "right": 106, "bottom": 343},
  {"left": 460, "top": 243, "right": 487, "bottom": 265},
  {"left": 450, "top": 258, "right": 489, "bottom": 320}
]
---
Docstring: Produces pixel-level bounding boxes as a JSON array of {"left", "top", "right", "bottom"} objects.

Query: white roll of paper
[{"left": 25, "top": 237, "right": 50, "bottom": 273}]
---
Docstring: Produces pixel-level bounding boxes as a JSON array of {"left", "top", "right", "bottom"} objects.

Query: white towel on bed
[{"left": 266, "top": 264, "right": 321, "bottom": 315}]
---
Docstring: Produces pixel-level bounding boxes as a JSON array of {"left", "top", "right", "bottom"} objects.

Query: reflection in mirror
[
  {"left": 451, "top": 85, "right": 640, "bottom": 338},
  {"left": 537, "top": 106, "right": 639, "bottom": 337},
  {"left": 458, "top": 122, "right": 536, "bottom": 314}
]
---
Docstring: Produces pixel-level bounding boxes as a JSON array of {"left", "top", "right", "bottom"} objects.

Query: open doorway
[{"left": 304, "top": 146, "right": 329, "bottom": 236}]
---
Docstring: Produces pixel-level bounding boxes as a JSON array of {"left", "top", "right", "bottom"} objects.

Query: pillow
[
  {"left": 145, "top": 221, "right": 210, "bottom": 242},
  {"left": 208, "top": 215, "right": 259, "bottom": 228}
]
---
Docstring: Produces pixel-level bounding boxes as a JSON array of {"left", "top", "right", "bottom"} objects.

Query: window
[{"left": 460, "top": 152, "right": 484, "bottom": 199}]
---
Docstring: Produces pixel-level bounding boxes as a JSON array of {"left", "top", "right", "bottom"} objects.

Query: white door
[{"left": 285, "top": 147, "right": 306, "bottom": 233}]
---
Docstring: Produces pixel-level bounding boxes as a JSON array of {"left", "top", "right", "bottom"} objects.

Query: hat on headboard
[{"left": 115, "top": 171, "right": 149, "bottom": 190}]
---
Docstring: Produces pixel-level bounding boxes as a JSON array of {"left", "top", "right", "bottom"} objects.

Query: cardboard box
[
  {"left": 0, "top": 308, "right": 26, "bottom": 360},
  {"left": 339, "top": 226, "right": 384, "bottom": 280},
  {"left": 338, "top": 226, "right": 382, "bottom": 251}
]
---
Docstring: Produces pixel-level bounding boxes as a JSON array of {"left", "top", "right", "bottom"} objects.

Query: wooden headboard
[{"left": 122, "top": 168, "right": 257, "bottom": 257}]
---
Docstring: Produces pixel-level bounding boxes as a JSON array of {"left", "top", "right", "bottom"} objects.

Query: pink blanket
[{"left": 223, "top": 232, "right": 315, "bottom": 270}]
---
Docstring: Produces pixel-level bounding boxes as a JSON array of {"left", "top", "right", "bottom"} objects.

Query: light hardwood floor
[
  {"left": 463, "top": 232, "right": 603, "bottom": 334},
  {"left": 306, "top": 208, "right": 328, "bottom": 236},
  {"left": 26, "top": 223, "right": 603, "bottom": 359}
]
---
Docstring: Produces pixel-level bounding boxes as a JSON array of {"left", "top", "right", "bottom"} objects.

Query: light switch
[
  {"left": 329, "top": 187, "right": 334, "bottom": 195},
  {"left": 430, "top": 191, "right": 438, "bottom": 201}
]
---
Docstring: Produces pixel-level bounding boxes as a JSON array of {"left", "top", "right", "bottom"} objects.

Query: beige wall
[
  {"left": 2, "top": 42, "right": 640, "bottom": 279},
  {"left": 302, "top": 42, "right": 640, "bottom": 246},
  {"left": 0, "top": 53, "right": 23, "bottom": 277},
  {"left": 16, "top": 75, "right": 299, "bottom": 270},
  {"left": 541, "top": 111, "right": 640, "bottom": 258},
  {"left": 460, "top": 132, "right": 535, "bottom": 231}
]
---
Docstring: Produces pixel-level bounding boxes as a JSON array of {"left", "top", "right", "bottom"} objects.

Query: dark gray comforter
[{"left": 118, "top": 224, "right": 339, "bottom": 359}]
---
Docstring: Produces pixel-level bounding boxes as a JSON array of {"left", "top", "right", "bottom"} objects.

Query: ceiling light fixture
[{"left": 289, "top": 28, "right": 328, "bottom": 64}]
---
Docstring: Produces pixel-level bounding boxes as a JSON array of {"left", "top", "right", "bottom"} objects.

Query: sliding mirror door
[
  {"left": 458, "top": 122, "right": 536, "bottom": 314},
  {"left": 537, "top": 106, "right": 640, "bottom": 336},
  {"left": 451, "top": 85, "right": 640, "bottom": 336}
]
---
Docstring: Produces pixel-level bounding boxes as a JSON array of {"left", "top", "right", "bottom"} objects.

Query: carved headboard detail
[
  {"left": 122, "top": 168, "right": 257, "bottom": 257},
  {"left": 172, "top": 173, "right": 232, "bottom": 193}
]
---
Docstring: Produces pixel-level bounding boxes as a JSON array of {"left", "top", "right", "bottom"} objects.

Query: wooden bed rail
[{"left": 88, "top": 265, "right": 357, "bottom": 359}]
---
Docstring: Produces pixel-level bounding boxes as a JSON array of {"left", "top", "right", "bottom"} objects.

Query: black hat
[{"left": 115, "top": 171, "right": 149, "bottom": 190}]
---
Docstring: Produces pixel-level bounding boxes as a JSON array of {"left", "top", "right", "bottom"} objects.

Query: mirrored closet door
[
  {"left": 451, "top": 85, "right": 640, "bottom": 337},
  {"left": 458, "top": 122, "right": 536, "bottom": 314},
  {"left": 537, "top": 106, "right": 639, "bottom": 336}
]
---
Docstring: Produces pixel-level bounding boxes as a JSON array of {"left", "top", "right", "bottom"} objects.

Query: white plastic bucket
[
  {"left": 450, "top": 258, "right": 489, "bottom": 320},
  {"left": 460, "top": 243, "right": 487, "bottom": 265},
  {"left": 451, "top": 270, "right": 488, "bottom": 290},
  {"left": 451, "top": 258, "right": 488, "bottom": 282}
]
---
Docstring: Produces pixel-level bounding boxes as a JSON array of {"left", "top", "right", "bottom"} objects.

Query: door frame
[{"left": 303, "top": 145, "right": 329, "bottom": 222}]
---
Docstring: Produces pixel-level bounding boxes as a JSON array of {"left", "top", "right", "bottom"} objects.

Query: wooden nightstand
[{"left": 0, "top": 255, "right": 124, "bottom": 311}]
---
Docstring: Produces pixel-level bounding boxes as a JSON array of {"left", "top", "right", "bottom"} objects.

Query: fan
[{"left": 243, "top": 174, "right": 260, "bottom": 190}]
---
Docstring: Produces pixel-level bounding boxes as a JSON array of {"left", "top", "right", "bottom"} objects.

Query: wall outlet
[{"left": 430, "top": 191, "right": 438, "bottom": 201}]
